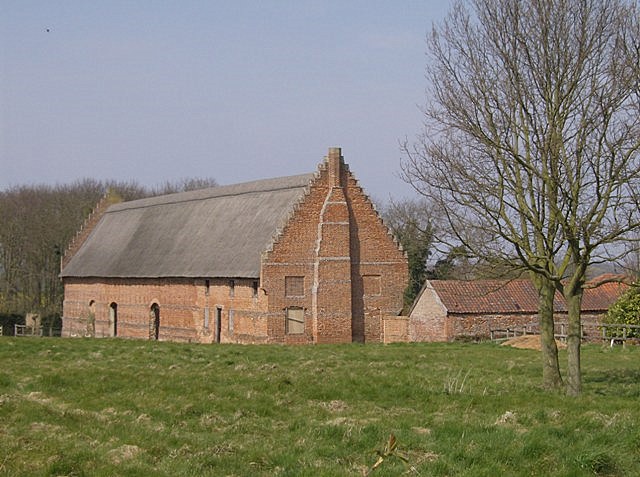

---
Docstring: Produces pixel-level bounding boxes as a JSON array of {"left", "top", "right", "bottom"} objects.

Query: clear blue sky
[{"left": 1, "top": 1, "right": 450, "bottom": 201}]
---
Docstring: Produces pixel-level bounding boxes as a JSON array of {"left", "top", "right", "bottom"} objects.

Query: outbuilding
[{"left": 407, "top": 277, "right": 628, "bottom": 341}]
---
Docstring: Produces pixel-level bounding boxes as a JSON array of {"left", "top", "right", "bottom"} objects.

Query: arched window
[
  {"left": 150, "top": 304, "right": 160, "bottom": 340},
  {"left": 87, "top": 300, "right": 96, "bottom": 337},
  {"left": 109, "top": 303, "right": 118, "bottom": 337}
]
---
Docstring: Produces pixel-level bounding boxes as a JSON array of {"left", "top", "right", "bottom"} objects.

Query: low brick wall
[
  {"left": 451, "top": 312, "right": 606, "bottom": 341},
  {"left": 406, "top": 307, "right": 609, "bottom": 342},
  {"left": 382, "top": 316, "right": 409, "bottom": 343}
]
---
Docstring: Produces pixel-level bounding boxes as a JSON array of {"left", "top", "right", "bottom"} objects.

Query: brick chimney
[{"left": 327, "top": 147, "right": 342, "bottom": 187}]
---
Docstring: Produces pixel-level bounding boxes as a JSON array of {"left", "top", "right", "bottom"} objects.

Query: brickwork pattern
[
  {"left": 62, "top": 277, "right": 268, "bottom": 343},
  {"left": 383, "top": 316, "right": 409, "bottom": 343},
  {"left": 449, "top": 311, "right": 605, "bottom": 341},
  {"left": 408, "top": 284, "right": 449, "bottom": 342}
]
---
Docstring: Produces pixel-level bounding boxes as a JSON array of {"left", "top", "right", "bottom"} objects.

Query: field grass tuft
[{"left": 0, "top": 338, "right": 638, "bottom": 476}]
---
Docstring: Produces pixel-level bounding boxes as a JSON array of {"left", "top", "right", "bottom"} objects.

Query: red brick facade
[{"left": 62, "top": 148, "right": 408, "bottom": 344}]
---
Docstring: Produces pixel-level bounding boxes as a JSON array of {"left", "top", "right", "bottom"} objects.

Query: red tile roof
[
  {"left": 581, "top": 280, "right": 630, "bottom": 311},
  {"left": 428, "top": 277, "right": 629, "bottom": 314}
]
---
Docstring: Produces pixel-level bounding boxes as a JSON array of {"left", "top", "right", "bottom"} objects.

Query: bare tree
[
  {"left": 621, "top": 230, "right": 640, "bottom": 277},
  {"left": 150, "top": 177, "right": 218, "bottom": 196},
  {"left": 0, "top": 182, "right": 106, "bottom": 318},
  {"left": 380, "top": 198, "right": 435, "bottom": 310},
  {"left": 0, "top": 177, "right": 219, "bottom": 323},
  {"left": 402, "top": 0, "right": 640, "bottom": 394}
]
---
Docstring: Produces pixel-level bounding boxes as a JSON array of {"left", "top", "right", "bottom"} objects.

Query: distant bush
[
  {"left": 0, "top": 313, "right": 24, "bottom": 336},
  {"left": 41, "top": 313, "right": 63, "bottom": 337},
  {"left": 604, "top": 284, "right": 640, "bottom": 338}
]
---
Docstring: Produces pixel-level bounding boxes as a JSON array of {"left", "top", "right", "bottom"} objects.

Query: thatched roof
[{"left": 61, "top": 173, "right": 316, "bottom": 279}]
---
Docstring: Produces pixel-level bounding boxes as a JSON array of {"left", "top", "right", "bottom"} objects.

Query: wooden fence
[
  {"left": 598, "top": 323, "right": 640, "bottom": 346},
  {"left": 489, "top": 324, "right": 538, "bottom": 341},
  {"left": 490, "top": 322, "right": 639, "bottom": 345},
  {"left": 13, "top": 324, "right": 62, "bottom": 337}
]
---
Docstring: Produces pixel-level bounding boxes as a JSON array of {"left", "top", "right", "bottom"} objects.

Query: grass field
[{"left": 0, "top": 338, "right": 638, "bottom": 476}]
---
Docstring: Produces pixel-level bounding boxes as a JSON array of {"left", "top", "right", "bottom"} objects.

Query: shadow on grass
[{"left": 584, "top": 368, "right": 640, "bottom": 396}]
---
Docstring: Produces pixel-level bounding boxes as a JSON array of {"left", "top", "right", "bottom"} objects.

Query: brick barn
[
  {"left": 60, "top": 148, "right": 408, "bottom": 344},
  {"left": 406, "top": 278, "right": 628, "bottom": 342}
]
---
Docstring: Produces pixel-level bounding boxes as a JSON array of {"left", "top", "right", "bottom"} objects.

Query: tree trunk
[
  {"left": 565, "top": 289, "right": 583, "bottom": 396},
  {"left": 537, "top": 278, "right": 563, "bottom": 390}
]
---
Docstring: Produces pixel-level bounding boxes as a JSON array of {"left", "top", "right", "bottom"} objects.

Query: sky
[{"left": 1, "top": 1, "right": 451, "bottom": 202}]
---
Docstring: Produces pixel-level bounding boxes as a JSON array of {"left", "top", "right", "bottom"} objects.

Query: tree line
[
  {"left": 0, "top": 178, "right": 217, "bottom": 332},
  {"left": 0, "top": 170, "right": 485, "bottom": 335},
  {"left": 0, "top": 174, "right": 444, "bottom": 329}
]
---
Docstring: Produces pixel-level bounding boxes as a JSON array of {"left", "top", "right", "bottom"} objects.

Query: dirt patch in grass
[
  {"left": 315, "top": 399, "right": 348, "bottom": 412},
  {"left": 107, "top": 444, "right": 141, "bottom": 464},
  {"left": 501, "top": 335, "right": 567, "bottom": 350}
]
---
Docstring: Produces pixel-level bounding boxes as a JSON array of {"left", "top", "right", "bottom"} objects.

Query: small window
[
  {"left": 363, "top": 275, "right": 382, "bottom": 296},
  {"left": 228, "top": 309, "right": 234, "bottom": 334},
  {"left": 285, "top": 276, "right": 305, "bottom": 297},
  {"left": 252, "top": 280, "right": 259, "bottom": 298},
  {"left": 215, "top": 307, "right": 222, "bottom": 344},
  {"left": 286, "top": 307, "right": 305, "bottom": 334},
  {"left": 204, "top": 307, "right": 210, "bottom": 330},
  {"left": 229, "top": 280, "right": 235, "bottom": 297},
  {"left": 205, "top": 279, "right": 210, "bottom": 296}
]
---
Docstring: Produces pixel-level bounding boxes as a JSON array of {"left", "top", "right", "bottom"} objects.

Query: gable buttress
[
  {"left": 261, "top": 147, "right": 407, "bottom": 344},
  {"left": 312, "top": 148, "right": 353, "bottom": 343}
]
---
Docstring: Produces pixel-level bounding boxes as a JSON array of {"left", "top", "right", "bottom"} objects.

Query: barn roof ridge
[{"left": 108, "top": 172, "right": 316, "bottom": 213}]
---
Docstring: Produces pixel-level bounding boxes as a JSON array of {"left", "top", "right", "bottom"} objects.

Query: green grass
[{"left": 0, "top": 338, "right": 638, "bottom": 476}]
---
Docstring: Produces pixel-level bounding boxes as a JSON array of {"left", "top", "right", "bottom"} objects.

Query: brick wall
[
  {"left": 450, "top": 313, "right": 538, "bottom": 340},
  {"left": 408, "top": 284, "right": 449, "bottom": 341},
  {"left": 450, "top": 312, "right": 606, "bottom": 341},
  {"left": 383, "top": 316, "right": 409, "bottom": 343},
  {"left": 62, "top": 277, "right": 268, "bottom": 343},
  {"left": 345, "top": 169, "right": 407, "bottom": 343}
]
